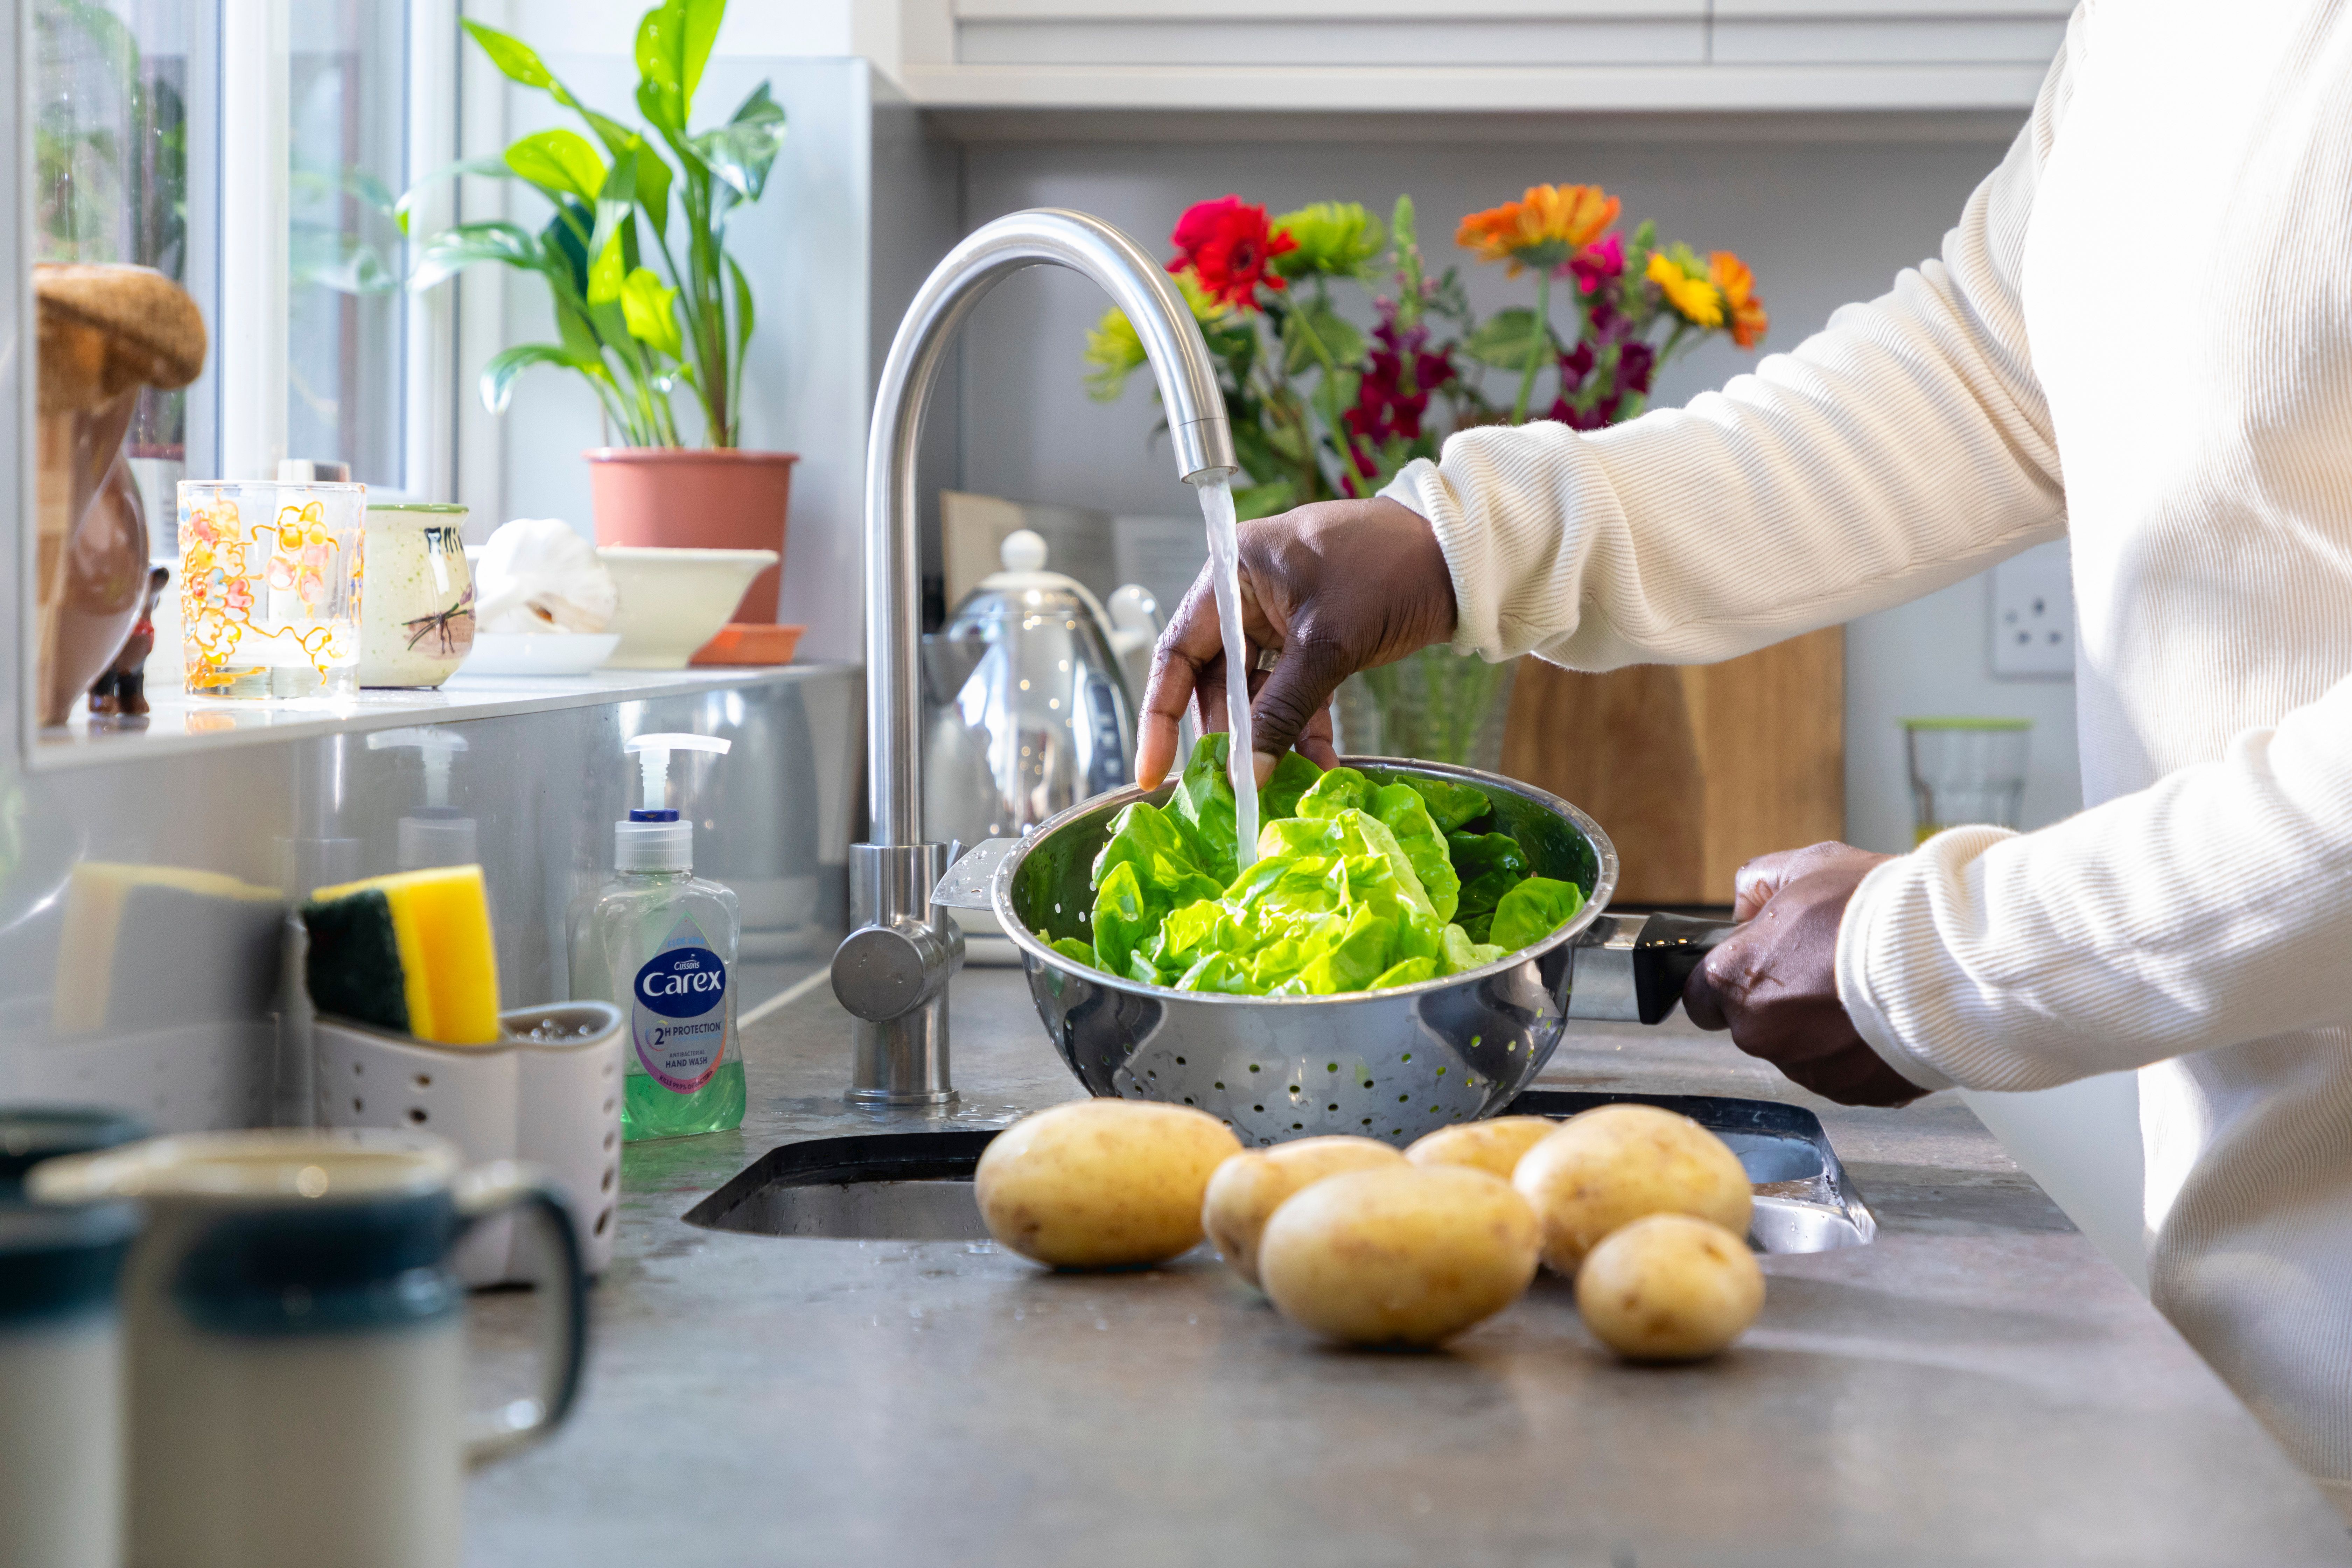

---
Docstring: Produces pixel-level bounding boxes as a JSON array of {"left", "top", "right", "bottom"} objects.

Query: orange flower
[
  {"left": 1709, "top": 250, "right": 1768, "bottom": 349},
  {"left": 1456, "top": 184, "right": 1621, "bottom": 274},
  {"left": 1646, "top": 250, "right": 1723, "bottom": 329}
]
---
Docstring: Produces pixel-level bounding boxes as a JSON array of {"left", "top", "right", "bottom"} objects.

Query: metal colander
[{"left": 936, "top": 757, "right": 1620, "bottom": 1147}]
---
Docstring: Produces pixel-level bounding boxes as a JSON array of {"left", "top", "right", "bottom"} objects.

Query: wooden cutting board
[{"left": 1499, "top": 627, "right": 1844, "bottom": 906}]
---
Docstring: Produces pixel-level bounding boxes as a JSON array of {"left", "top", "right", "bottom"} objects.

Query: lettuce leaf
[
  {"left": 1371, "top": 781, "right": 1461, "bottom": 924},
  {"left": 1488, "top": 875, "right": 1588, "bottom": 952},
  {"left": 1449, "top": 829, "right": 1530, "bottom": 942},
  {"left": 1404, "top": 775, "right": 1492, "bottom": 834},
  {"left": 1048, "top": 936, "right": 1099, "bottom": 969},
  {"left": 1262, "top": 748, "right": 1324, "bottom": 819}
]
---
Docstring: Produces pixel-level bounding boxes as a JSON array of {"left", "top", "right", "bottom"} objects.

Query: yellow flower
[
  {"left": 1647, "top": 250, "right": 1723, "bottom": 329},
  {"left": 1084, "top": 268, "right": 1230, "bottom": 402},
  {"left": 1456, "top": 184, "right": 1620, "bottom": 274}
]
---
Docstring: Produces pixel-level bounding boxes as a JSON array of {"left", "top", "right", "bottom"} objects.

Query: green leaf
[
  {"left": 1407, "top": 776, "right": 1492, "bottom": 834},
  {"left": 1488, "top": 876, "right": 1587, "bottom": 952},
  {"left": 1282, "top": 302, "right": 1366, "bottom": 377},
  {"left": 627, "top": 137, "right": 674, "bottom": 239},
  {"left": 687, "top": 80, "right": 785, "bottom": 203},
  {"left": 1370, "top": 782, "right": 1460, "bottom": 924},
  {"left": 727, "top": 253, "right": 756, "bottom": 369},
  {"left": 587, "top": 226, "right": 626, "bottom": 305},
  {"left": 479, "top": 343, "right": 598, "bottom": 415},
  {"left": 505, "top": 129, "right": 607, "bottom": 204},
  {"left": 621, "top": 266, "right": 684, "bottom": 357},
  {"left": 409, "top": 221, "right": 542, "bottom": 292},
  {"left": 1462, "top": 307, "right": 1558, "bottom": 371},
  {"left": 462, "top": 20, "right": 554, "bottom": 90},
  {"left": 1261, "top": 749, "right": 1323, "bottom": 820},
  {"left": 588, "top": 156, "right": 638, "bottom": 275},
  {"left": 634, "top": 0, "right": 725, "bottom": 133},
  {"left": 553, "top": 295, "right": 606, "bottom": 362}
]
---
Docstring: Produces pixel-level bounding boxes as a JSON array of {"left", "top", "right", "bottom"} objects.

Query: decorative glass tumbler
[
  {"left": 1904, "top": 717, "right": 2031, "bottom": 845},
  {"left": 177, "top": 480, "right": 365, "bottom": 699}
]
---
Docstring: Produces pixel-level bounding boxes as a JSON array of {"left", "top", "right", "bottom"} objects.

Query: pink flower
[{"left": 1569, "top": 232, "right": 1624, "bottom": 295}]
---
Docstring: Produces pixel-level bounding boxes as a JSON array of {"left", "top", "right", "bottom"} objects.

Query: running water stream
[{"left": 1191, "top": 472, "right": 1258, "bottom": 870}]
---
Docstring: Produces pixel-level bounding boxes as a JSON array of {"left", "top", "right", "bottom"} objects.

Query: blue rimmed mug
[{"left": 30, "top": 1129, "right": 586, "bottom": 1568}]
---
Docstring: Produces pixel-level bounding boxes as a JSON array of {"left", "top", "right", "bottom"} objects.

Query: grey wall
[{"left": 950, "top": 121, "right": 2084, "bottom": 853}]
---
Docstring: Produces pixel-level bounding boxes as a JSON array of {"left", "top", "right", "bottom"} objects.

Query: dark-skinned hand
[
  {"left": 1136, "top": 496, "right": 1456, "bottom": 789},
  {"left": 1682, "top": 841, "right": 1928, "bottom": 1107}
]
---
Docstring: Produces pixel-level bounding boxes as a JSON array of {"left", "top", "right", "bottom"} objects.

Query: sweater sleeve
[
  {"left": 1838, "top": 668, "right": 2352, "bottom": 1092},
  {"left": 1380, "top": 13, "right": 2084, "bottom": 670}
]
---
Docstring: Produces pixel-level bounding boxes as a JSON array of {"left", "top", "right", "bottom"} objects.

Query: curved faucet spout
[{"left": 837, "top": 209, "right": 1237, "bottom": 1106}]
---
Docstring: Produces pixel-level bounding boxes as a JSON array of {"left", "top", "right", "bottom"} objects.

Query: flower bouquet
[{"left": 1082, "top": 184, "right": 1768, "bottom": 766}]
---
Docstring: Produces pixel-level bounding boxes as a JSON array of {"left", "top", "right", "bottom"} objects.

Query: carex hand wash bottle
[{"left": 573, "top": 733, "right": 744, "bottom": 1140}]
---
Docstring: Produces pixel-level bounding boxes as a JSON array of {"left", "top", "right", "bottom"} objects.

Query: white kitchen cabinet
[{"left": 894, "top": 0, "right": 2070, "bottom": 113}]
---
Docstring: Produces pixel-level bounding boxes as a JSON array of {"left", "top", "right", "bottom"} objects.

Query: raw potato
[
  {"left": 976, "top": 1099, "right": 1242, "bottom": 1268},
  {"left": 1405, "top": 1116, "right": 1558, "bottom": 1180},
  {"left": 1257, "top": 1165, "right": 1540, "bottom": 1348},
  {"left": 1576, "top": 1213, "right": 1764, "bottom": 1360},
  {"left": 1513, "top": 1103, "right": 1752, "bottom": 1273},
  {"left": 1202, "top": 1136, "right": 1405, "bottom": 1287}
]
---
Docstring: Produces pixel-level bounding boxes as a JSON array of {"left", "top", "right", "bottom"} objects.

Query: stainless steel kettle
[{"left": 921, "top": 531, "right": 1163, "bottom": 951}]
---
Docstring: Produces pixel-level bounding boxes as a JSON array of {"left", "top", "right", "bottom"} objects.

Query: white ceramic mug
[
  {"left": 0, "top": 1199, "right": 139, "bottom": 1568},
  {"left": 359, "top": 503, "right": 474, "bottom": 688},
  {"left": 31, "top": 1130, "right": 586, "bottom": 1568}
]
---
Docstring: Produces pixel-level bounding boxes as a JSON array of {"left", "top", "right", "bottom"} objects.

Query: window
[
  {"left": 35, "top": 0, "right": 220, "bottom": 504},
  {"left": 33, "top": 0, "right": 442, "bottom": 499}
]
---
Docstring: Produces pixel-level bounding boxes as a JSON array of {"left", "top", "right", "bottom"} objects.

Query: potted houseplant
[{"left": 402, "top": 0, "right": 796, "bottom": 622}]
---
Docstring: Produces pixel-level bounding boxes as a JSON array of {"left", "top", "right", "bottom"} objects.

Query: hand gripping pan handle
[{"left": 1567, "top": 911, "right": 1743, "bottom": 1026}]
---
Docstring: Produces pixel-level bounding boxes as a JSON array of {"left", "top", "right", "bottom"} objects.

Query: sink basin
[{"left": 685, "top": 1094, "right": 1876, "bottom": 1253}]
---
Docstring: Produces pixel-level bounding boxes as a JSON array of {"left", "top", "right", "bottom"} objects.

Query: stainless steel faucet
[{"left": 828, "top": 209, "right": 1238, "bottom": 1106}]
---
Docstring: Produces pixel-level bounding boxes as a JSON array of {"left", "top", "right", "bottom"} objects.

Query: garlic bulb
[{"left": 475, "top": 518, "right": 618, "bottom": 634}]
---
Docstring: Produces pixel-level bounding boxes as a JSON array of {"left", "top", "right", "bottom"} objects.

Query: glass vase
[{"left": 1344, "top": 649, "right": 1519, "bottom": 771}]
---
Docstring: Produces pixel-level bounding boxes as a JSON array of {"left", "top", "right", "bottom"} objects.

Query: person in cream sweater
[{"left": 1136, "top": 0, "right": 2352, "bottom": 1510}]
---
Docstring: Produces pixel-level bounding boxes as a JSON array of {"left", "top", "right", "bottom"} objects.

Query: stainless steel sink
[{"left": 685, "top": 1096, "right": 1875, "bottom": 1253}]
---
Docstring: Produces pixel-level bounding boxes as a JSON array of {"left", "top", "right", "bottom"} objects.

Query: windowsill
[{"left": 31, "top": 661, "right": 854, "bottom": 772}]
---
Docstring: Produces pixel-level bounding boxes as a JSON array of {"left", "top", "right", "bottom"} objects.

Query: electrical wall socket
[{"left": 1991, "top": 539, "right": 2074, "bottom": 678}]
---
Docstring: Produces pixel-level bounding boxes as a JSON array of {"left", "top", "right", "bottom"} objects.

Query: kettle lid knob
[{"left": 1000, "top": 528, "right": 1048, "bottom": 574}]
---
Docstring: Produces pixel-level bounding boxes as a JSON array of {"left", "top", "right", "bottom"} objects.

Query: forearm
[{"left": 1839, "top": 674, "right": 2352, "bottom": 1092}]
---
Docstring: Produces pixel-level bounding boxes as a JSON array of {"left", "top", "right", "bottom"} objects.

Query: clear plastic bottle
[{"left": 570, "top": 734, "right": 744, "bottom": 1140}]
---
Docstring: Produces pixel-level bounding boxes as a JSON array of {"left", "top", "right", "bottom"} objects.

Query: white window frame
[{"left": 215, "top": 0, "right": 458, "bottom": 500}]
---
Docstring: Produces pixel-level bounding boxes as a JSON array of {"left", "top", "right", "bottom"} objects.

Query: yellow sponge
[{"left": 301, "top": 864, "right": 501, "bottom": 1046}]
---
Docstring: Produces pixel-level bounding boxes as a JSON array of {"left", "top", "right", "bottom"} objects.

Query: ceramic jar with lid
[{"left": 360, "top": 502, "right": 474, "bottom": 687}]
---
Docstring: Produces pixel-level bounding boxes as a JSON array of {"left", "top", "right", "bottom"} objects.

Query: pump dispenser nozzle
[
  {"left": 369, "top": 727, "right": 476, "bottom": 870},
  {"left": 617, "top": 733, "right": 731, "bottom": 871}
]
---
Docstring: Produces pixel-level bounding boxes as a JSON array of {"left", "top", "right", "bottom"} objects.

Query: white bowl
[
  {"left": 595, "top": 546, "right": 779, "bottom": 670},
  {"left": 462, "top": 631, "right": 621, "bottom": 677}
]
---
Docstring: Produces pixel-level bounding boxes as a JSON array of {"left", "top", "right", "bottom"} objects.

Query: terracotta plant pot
[{"left": 584, "top": 448, "right": 798, "bottom": 623}]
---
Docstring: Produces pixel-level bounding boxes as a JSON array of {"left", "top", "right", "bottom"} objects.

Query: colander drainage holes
[
  {"left": 1176, "top": 1056, "right": 1186, "bottom": 1065},
  {"left": 1291, "top": 1122, "right": 1303, "bottom": 1130},
  {"left": 1214, "top": 1081, "right": 1225, "bottom": 1090},
  {"left": 1326, "top": 1063, "right": 1338, "bottom": 1072},
  {"left": 1435, "top": 1066, "right": 1446, "bottom": 1077},
  {"left": 1326, "top": 1103, "right": 1338, "bottom": 1112},
  {"left": 1398, "top": 1094, "right": 1408, "bottom": 1103},
  {"left": 1401, "top": 1052, "right": 1413, "bottom": 1063},
  {"left": 1249, "top": 1064, "right": 1261, "bottom": 1073},
  {"left": 1253, "top": 1104, "right": 1264, "bottom": 1112}
]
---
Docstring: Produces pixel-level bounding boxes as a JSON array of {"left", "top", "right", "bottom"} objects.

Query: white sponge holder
[{"left": 313, "top": 1001, "right": 624, "bottom": 1283}]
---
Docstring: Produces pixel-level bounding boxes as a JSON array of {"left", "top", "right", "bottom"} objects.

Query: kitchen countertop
[{"left": 465, "top": 968, "right": 2352, "bottom": 1566}]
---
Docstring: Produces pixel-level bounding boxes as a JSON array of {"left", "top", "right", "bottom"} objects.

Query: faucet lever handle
[{"left": 930, "top": 836, "right": 1018, "bottom": 912}]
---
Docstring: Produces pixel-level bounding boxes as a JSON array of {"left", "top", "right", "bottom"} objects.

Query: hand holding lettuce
[{"left": 1053, "top": 740, "right": 1584, "bottom": 995}]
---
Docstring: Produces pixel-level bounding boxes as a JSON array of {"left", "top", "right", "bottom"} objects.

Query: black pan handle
[
  {"left": 1632, "top": 911, "right": 1742, "bottom": 1025},
  {"left": 1567, "top": 911, "right": 1744, "bottom": 1026}
]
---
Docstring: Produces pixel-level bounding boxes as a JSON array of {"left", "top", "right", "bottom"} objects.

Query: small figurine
[{"left": 88, "top": 564, "right": 169, "bottom": 720}]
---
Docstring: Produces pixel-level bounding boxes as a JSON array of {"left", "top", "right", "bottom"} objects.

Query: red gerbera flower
[{"left": 1170, "top": 195, "right": 1296, "bottom": 310}]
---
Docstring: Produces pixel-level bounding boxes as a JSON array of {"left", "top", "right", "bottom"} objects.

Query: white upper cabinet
[{"left": 893, "top": 0, "right": 2071, "bottom": 113}]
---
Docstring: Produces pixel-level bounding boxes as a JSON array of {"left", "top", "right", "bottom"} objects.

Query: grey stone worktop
[{"left": 464, "top": 968, "right": 2351, "bottom": 1567}]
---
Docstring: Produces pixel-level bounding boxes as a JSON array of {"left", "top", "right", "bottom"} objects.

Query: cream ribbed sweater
[{"left": 1384, "top": 0, "right": 2352, "bottom": 1490}]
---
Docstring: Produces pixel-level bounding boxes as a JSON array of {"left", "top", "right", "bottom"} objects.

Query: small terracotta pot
[{"left": 584, "top": 448, "right": 798, "bottom": 623}]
